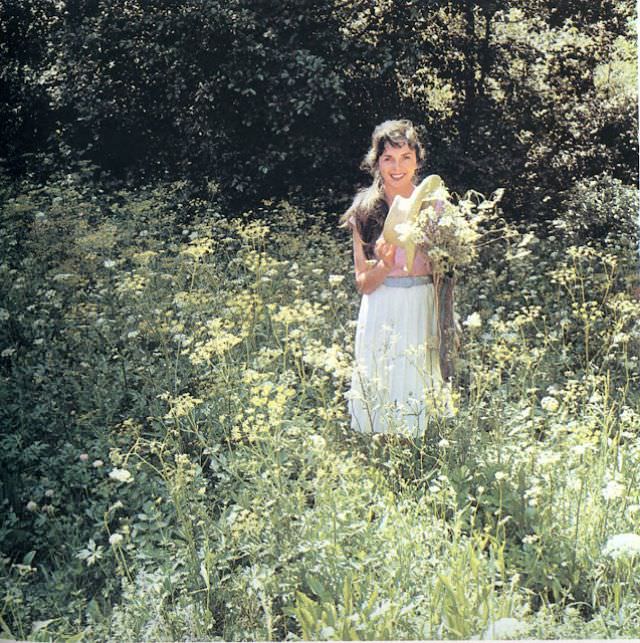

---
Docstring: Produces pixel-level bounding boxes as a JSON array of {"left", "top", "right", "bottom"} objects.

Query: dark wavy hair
[
  {"left": 341, "top": 119, "right": 425, "bottom": 259},
  {"left": 360, "top": 119, "right": 425, "bottom": 179}
]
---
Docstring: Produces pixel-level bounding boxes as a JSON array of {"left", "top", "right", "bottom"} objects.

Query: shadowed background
[{"left": 1, "top": 0, "right": 637, "bottom": 217}]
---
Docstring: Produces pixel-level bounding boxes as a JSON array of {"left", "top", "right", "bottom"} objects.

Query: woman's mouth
[{"left": 390, "top": 173, "right": 405, "bottom": 181}]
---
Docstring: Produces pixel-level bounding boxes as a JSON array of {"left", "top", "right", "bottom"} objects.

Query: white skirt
[{"left": 347, "top": 281, "right": 450, "bottom": 437}]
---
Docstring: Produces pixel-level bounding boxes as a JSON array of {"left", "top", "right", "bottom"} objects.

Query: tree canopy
[{"left": 1, "top": 0, "right": 637, "bottom": 215}]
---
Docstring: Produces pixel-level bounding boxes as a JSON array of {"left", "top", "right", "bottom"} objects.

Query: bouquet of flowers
[
  {"left": 395, "top": 183, "right": 504, "bottom": 275},
  {"left": 384, "top": 176, "right": 505, "bottom": 380}
]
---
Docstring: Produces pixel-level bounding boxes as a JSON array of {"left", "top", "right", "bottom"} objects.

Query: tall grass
[{"left": 1, "top": 169, "right": 639, "bottom": 640}]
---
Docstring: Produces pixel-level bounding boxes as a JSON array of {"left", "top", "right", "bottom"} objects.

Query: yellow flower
[
  {"left": 180, "top": 236, "right": 214, "bottom": 260},
  {"left": 163, "top": 393, "right": 204, "bottom": 418}
]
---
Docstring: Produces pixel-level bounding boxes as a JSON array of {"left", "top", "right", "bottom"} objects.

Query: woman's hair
[
  {"left": 341, "top": 119, "right": 425, "bottom": 259},
  {"left": 360, "top": 119, "right": 425, "bottom": 179}
]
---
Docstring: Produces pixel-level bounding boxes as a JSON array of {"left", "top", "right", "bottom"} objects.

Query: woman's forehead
[{"left": 381, "top": 141, "right": 414, "bottom": 155}]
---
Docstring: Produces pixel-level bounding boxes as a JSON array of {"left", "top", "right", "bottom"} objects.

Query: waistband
[{"left": 384, "top": 275, "right": 433, "bottom": 288}]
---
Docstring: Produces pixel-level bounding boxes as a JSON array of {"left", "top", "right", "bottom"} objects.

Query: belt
[{"left": 384, "top": 275, "right": 433, "bottom": 288}]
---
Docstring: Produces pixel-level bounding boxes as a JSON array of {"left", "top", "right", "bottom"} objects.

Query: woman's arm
[{"left": 352, "top": 226, "right": 395, "bottom": 295}]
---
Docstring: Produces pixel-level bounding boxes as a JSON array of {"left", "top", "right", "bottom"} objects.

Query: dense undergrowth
[{"left": 1, "top": 167, "right": 639, "bottom": 640}]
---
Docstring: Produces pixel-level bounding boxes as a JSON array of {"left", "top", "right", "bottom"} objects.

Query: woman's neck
[{"left": 383, "top": 183, "right": 415, "bottom": 206}]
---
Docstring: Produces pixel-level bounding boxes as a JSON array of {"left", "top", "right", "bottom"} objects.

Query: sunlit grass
[{"left": 1, "top": 172, "right": 639, "bottom": 640}]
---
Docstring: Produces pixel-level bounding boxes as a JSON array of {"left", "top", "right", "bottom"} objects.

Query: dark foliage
[{"left": 0, "top": 0, "right": 636, "bottom": 215}]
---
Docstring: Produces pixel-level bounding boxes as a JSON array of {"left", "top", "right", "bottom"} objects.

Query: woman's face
[{"left": 377, "top": 142, "right": 418, "bottom": 193}]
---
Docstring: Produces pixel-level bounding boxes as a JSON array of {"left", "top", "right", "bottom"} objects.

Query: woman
[{"left": 343, "top": 119, "right": 450, "bottom": 437}]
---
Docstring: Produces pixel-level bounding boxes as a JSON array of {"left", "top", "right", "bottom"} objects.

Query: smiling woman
[
  {"left": 377, "top": 143, "right": 419, "bottom": 197},
  {"left": 341, "top": 120, "right": 452, "bottom": 438}
]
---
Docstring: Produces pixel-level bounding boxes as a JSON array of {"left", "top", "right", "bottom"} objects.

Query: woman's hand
[
  {"left": 351, "top": 228, "right": 394, "bottom": 295},
  {"left": 375, "top": 237, "right": 396, "bottom": 269}
]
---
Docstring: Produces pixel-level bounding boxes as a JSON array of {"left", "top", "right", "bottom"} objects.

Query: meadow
[{"left": 1, "top": 168, "right": 640, "bottom": 641}]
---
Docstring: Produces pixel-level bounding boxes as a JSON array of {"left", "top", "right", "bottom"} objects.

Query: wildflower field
[{"left": 1, "top": 169, "right": 640, "bottom": 641}]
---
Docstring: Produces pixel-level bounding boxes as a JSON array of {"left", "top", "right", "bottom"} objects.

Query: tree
[{"left": 1, "top": 0, "right": 635, "bottom": 215}]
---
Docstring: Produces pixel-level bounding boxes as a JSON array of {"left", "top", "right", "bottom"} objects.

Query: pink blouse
[{"left": 384, "top": 244, "right": 431, "bottom": 277}]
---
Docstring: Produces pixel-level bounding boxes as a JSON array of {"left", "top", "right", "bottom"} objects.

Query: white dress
[{"left": 347, "top": 253, "right": 451, "bottom": 437}]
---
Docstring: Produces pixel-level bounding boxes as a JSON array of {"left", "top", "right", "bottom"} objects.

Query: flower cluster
[
  {"left": 397, "top": 185, "right": 504, "bottom": 274},
  {"left": 602, "top": 533, "right": 640, "bottom": 560}
]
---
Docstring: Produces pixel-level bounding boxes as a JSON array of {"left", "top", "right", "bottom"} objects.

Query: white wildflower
[
  {"left": 109, "top": 533, "right": 124, "bottom": 546},
  {"left": 540, "top": 396, "right": 559, "bottom": 412},
  {"left": 602, "top": 480, "right": 625, "bottom": 501},
  {"left": 620, "top": 407, "right": 638, "bottom": 424},
  {"left": 26, "top": 501, "right": 38, "bottom": 512},
  {"left": 308, "top": 434, "right": 326, "bottom": 450},
  {"left": 571, "top": 444, "right": 589, "bottom": 456},
  {"left": 103, "top": 259, "right": 116, "bottom": 269},
  {"left": 612, "top": 332, "right": 629, "bottom": 345},
  {"left": 328, "top": 274, "right": 345, "bottom": 287},
  {"left": 394, "top": 221, "right": 422, "bottom": 244},
  {"left": 602, "top": 533, "right": 640, "bottom": 559},
  {"left": 463, "top": 312, "right": 482, "bottom": 330},
  {"left": 109, "top": 468, "right": 133, "bottom": 483},
  {"left": 482, "top": 617, "right": 528, "bottom": 640}
]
